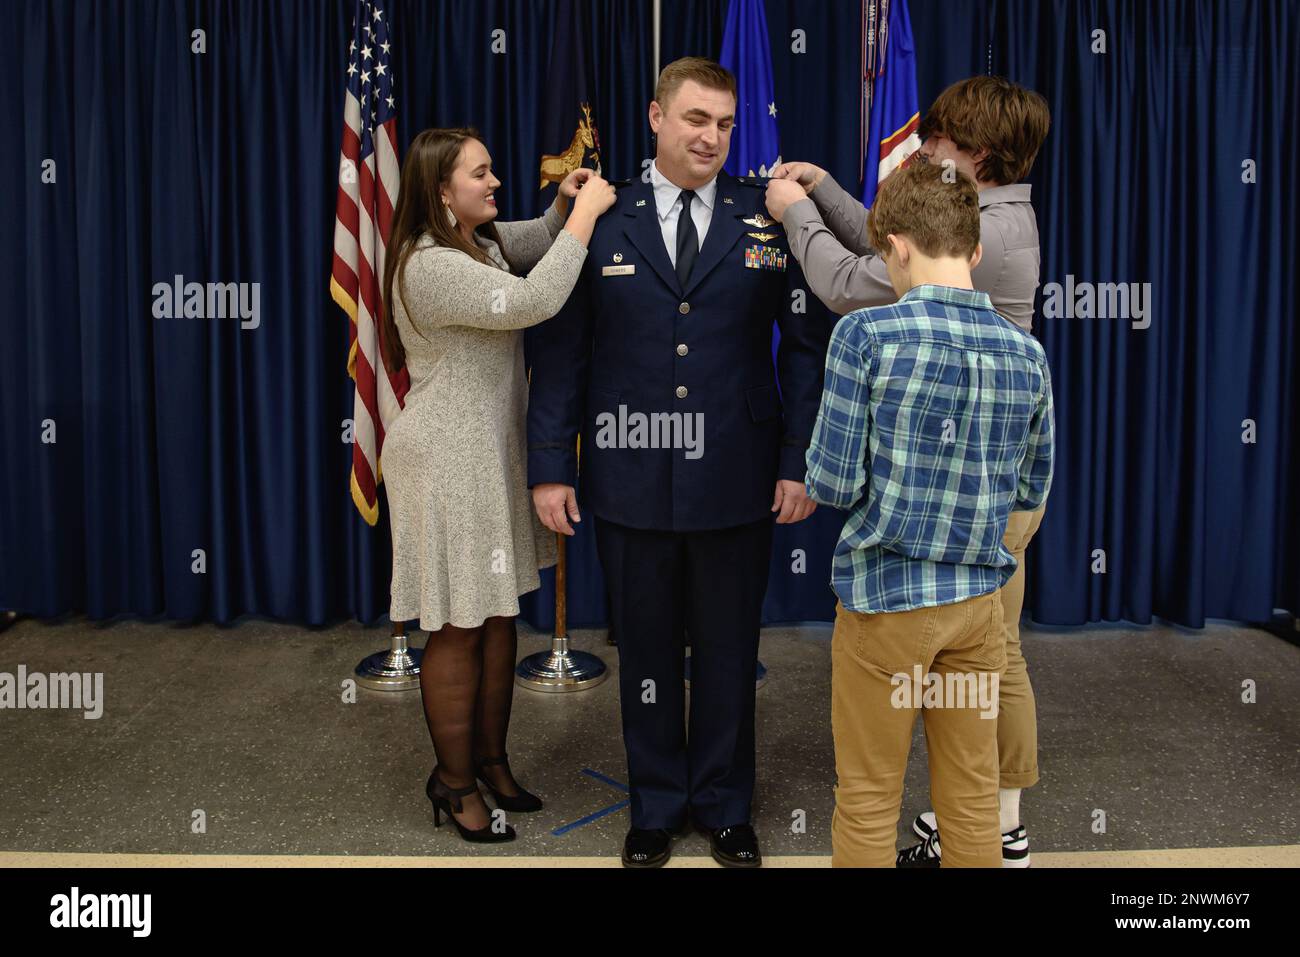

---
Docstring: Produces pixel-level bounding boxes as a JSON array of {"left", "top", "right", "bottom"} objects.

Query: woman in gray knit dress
[{"left": 378, "top": 128, "right": 614, "bottom": 843}]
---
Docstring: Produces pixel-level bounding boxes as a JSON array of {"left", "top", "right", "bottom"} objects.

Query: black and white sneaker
[
  {"left": 895, "top": 830, "right": 941, "bottom": 867},
  {"left": 910, "top": 811, "right": 1032, "bottom": 868},
  {"left": 1000, "top": 823, "right": 1031, "bottom": 867},
  {"left": 912, "top": 810, "right": 939, "bottom": 841}
]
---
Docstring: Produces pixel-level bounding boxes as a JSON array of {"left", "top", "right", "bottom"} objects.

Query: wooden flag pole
[{"left": 555, "top": 531, "right": 567, "bottom": 641}]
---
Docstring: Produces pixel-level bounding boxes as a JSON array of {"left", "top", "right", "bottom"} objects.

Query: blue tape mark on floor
[
  {"left": 552, "top": 768, "right": 631, "bottom": 836},
  {"left": 581, "top": 767, "right": 629, "bottom": 793},
  {"left": 552, "top": 798, "right": 631, "bottom": 836}
]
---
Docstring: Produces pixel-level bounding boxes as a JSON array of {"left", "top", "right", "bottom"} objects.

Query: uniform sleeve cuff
[
  {"left": 779, "top": 444, "right": 810, "bottom": 483},
  {"left": 527, "top": 446, "right": 577, "bottom": 489}
]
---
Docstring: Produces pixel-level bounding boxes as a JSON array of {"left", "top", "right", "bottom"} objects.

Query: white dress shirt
[{"left": 648, "top": 159, "right": 718, "bottom": 268}]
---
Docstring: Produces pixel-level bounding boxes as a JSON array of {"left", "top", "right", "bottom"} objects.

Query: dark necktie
[{"left": 675, "top": 189, "right": 698, "bottom": 287}]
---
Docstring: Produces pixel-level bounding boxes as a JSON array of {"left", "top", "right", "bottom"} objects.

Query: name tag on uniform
[
  {"left": 602, "top": 264, "right": 636, "bottom": 277},
  {"left": 743, "top": 244, "right": 787, "bottom": 271}
]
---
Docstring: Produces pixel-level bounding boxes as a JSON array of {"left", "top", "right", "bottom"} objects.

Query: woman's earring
[{"left": 443, "top": 202, "right": 457, "bottom": 228}]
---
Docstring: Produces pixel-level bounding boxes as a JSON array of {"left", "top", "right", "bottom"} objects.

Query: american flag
[{"left": 331, "top": 0, "right": 408, "bottom": 526}]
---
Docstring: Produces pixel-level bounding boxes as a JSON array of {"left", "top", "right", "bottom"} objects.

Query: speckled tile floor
[{"left": 0, "top": 616, "right": 1296, "bottom": 863}]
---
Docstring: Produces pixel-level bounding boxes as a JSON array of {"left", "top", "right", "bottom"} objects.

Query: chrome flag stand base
[
  {"left": 355, "top": 629, "right": 423, "bottom": 692},
  {"left": 517, "top": 533, "right": 607, "bottom": 693},
  {"left": 516, "top": 634, "right": 608, "bottom": 693}
]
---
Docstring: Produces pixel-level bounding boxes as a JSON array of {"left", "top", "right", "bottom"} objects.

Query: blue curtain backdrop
[
  {"left": 1, "top": 0, "right": 1295, "bottom": 630},
  {"left": 0, "top": 0, "right": 652, "bottom": 627}
]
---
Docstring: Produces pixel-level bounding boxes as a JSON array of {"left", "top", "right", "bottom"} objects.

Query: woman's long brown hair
[{"left": 380, "top": 128, "right": 511, "bottom": 371}]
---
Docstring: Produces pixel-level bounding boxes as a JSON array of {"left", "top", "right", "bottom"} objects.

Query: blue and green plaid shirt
[{"left": 805, "top": 284, "right": 1054, "bottom": 613}]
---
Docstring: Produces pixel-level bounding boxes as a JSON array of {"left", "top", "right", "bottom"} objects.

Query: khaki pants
[
  {"left": 831, "top": 589, "right": 1006, "bottom": 867},
  {"left": 998, "top": 505, "right": 1046, "bottom": 788}
]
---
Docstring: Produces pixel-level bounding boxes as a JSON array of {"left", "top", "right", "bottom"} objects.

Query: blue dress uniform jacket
[{"left": 527, "top": 171, "right": 829, "bottom": 531}]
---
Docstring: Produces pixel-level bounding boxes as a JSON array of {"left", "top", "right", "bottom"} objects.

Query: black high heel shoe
[
  {"left": 426, "top": 767, "right": 516, "bottom": 843},
  {"left": 475, "top": 754, "right": 544, "bottom": 813}
]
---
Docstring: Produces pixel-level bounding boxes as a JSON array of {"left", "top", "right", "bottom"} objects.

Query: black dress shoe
[
  {"left": 622, "top": 828, "right": 672, "bottom": 868},
  {"left": 708, "top": 824, "right": 762, "bottom": 868}
]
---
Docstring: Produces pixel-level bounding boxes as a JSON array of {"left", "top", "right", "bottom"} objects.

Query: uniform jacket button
[
  {"left": 675, "top": 385, "right": 688, "bottom": 399},
  {"left": 678, "top": 302, "right": 690, "bottom": 315},
  {"left": 676, "top": 343, "right": 689, "bottom": 356}
]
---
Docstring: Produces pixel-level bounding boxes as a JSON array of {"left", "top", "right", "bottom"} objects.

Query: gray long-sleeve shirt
[{"left": 783, "top": 173, "right": 1042, "bottom": 332}]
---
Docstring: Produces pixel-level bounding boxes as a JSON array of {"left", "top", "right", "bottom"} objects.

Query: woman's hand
[
  {"left": 553, "top": 167, "right": 596, "bottom": 218},
  {"left": 571, "top": 174, "right": 617, "bottom": 219},
  {"left": 558, "top": 167, "right": 596, "bottom": 199},
  {"left": 561, "top": 174, "right": 617, "bottom": 246}
]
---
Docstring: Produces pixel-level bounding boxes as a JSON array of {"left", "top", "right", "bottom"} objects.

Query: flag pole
[
  {"left": 337, "top": 0, "right": 414, "bottom": 692},
  {"left": 516, "top": 532, "right": 608, "bottom": 692}
]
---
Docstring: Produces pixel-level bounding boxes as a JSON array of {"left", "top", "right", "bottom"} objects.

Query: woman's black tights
[{"left": 419, "top": 615, "right": 524, "bottom": 830}]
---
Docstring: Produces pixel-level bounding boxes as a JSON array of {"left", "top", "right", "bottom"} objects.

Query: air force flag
[{"left": 720, "top": 0, "right": 780, "bottom": 177}]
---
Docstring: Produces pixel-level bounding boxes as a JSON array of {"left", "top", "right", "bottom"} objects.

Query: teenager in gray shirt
[
  {"left": 765, "top": 76, "right": 1053, "bottom": 867},
  {"left": 767, "top": 78, "right": 1048, "bottom": 333}
]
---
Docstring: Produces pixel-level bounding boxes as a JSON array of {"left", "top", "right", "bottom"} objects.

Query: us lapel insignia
[
  {"left": 613, "top": 252, "right": 623, "bottom": 263},
  {"left": 747, "top": 231, "right": 778, "bottom": 242},
  {"left": 743, "top": 213, "right": 776, "bottom": 229},
  {"left": 722, "top": 197, "right": 735, "bottom": 205},
  {"left": 636, "top": 199, "right": 647, "bottom": 207}
]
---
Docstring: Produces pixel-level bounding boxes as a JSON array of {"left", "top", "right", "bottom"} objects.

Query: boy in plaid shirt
[{"left": 804, "top": 162, "right": 1054, "bottom": 867}]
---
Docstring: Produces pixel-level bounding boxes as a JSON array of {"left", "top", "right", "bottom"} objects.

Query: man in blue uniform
[{"left": 527, "top": 57, "right": 829, "bottom": 868}]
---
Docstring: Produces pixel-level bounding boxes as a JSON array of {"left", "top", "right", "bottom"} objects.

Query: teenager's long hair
[{"left": 380, "top": 128, "right": 511, "bottom": 370}]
